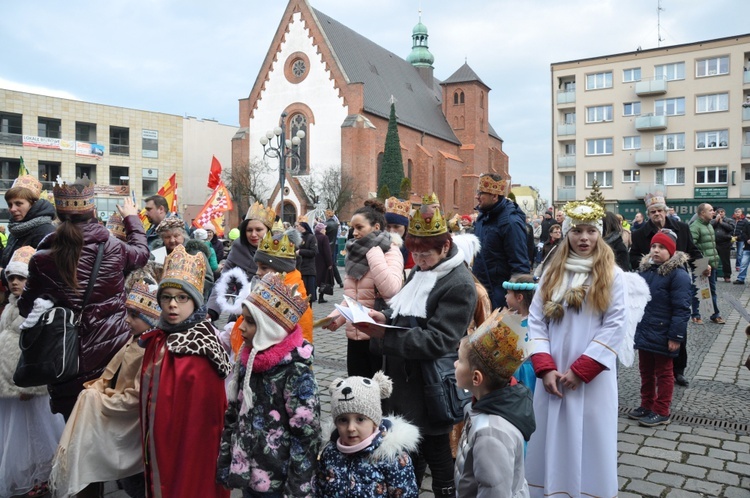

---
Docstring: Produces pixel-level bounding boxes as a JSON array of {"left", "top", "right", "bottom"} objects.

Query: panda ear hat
[{"left": 329, "top": 371, "right": 392, "bottom": 427}]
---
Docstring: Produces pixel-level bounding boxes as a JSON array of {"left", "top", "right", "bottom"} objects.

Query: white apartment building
[{"left": 551, "top": 33, "right": 750, "bottom": 219}]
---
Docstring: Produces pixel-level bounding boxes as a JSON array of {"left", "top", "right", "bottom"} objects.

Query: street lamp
[{"left": 259, "top": 112, "right": 305, "bottom": 223}]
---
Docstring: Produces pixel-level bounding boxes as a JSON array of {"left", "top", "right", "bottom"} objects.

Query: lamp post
[{"left": 259, "top": 112, "right": 305, "bottom": 223}]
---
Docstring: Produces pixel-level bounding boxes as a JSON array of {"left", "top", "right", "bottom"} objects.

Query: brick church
[{"left": 233, "top": 0, "right": 510, "bottom": 221}]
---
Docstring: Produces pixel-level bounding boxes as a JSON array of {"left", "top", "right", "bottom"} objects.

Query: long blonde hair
[{"left": 539, "top": 230, "right": 615, "bottom": 316}]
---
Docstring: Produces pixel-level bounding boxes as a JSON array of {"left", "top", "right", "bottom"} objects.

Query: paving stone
[
  {"left": 707, "top": 469, "right": 740, "bottom": 486},
  {"left": 666, "top": 424, "right": 694, "bottom": 434},
  {"left": 617, "top": 493, "right": 642, "bottom": 498},
  {"left": 637, "top": 446, "right": 683, "bottom": 462},
  {"left": 643, "top": 436, "right": 678, "bottom": 450},
  {"left": 664, "top": 490, "right": 704, "bottom": 498},
  {"left": 618, "top": 441, "right": 639, "bottom": 454},
  {"left": 677, "top": 442, "right": 707, "bottom": 455},
  {"left": 646, "top": 472, "right": 686, "bottom": 487},
  {"left": 684, "top": 455, "right": 724, "bottom": 471},
  {"left": 724, "top": 440, "right": 750, "bottom": 453},
  {"left": 708, "top": 447, "right": 736, "bottom": 460},
  {"left": 665, "top": 462, "right": 708, "bottom": 479},
  {"left": 680, "top": 434, "right": 722, "bottom": 447},
  {"left": 694, "top": 428, "right": 738, "bottom": 441},
  {"left": 723, "top": 487, "right": 750, "bottom": 498},
  {"left": 737, "top": 452, "right": 750, "bottom": 464},
  {"left": 618, "top": 454, "right": 668, "bottom": 472},
  {"left": 625, "top": 425, "right": 658, "bottom": 436},
  {"left": 683, "top": 478, "right": 724, "bottom": 496},
  {"left": 726, "top": 461, "right": 750, "bottom": 476},
  {"left": 618, "top": 433, "right": 645, "bottom": 445},
  {"left": 618, "top": 464, "right": 648, "bottom": 479},
  {"left": 625, "top": 479, "right": 665, "bottom": 497}
]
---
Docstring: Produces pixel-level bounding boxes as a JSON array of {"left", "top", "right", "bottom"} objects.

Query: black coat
[
  {"left": 604, "top": 232, "right": 630, "bottom": 272},
  {"left": 629, "top": 217, "right": 702, "bottom": 270},
  {"left": 296, "top": 230, "right": 318, "bottom": 276},
  {"left": 314, "top": 231, "right": 333, "bottom": 285},
  {"left": 1, "top": 199, "right": 56, "bottom": 278}
]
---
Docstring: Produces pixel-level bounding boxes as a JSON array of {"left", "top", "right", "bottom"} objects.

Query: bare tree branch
[
  {"left": 297, "top": 167, "right": 357, "bottom": 214},
  {"left": 222, "top": 159, "right": 271, "bottom": 220}
]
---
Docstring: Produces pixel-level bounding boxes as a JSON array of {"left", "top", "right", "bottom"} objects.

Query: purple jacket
[{"left": 18, "top": 215, "right": 149, "bottom": 414}]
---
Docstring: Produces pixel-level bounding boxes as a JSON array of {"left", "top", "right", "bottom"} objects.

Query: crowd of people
[{"left": 0, "top": 168, "right": 738, "bottom": 498}]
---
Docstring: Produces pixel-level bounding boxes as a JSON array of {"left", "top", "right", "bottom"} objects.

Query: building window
[
  {"left": 696, "top": 166, "right": 728, "bottom": 185},
  {"left": 744, "top": 165, "right": 750, "bottom": 182},
  {"left": 143, "top": 168, "right": 159, "bottom": 197},
  {"left": 75, "top": 164, "right": 97, "bottom": 183},
  {"left": 479, "top": 118, "right": 484, "bottom": 132},
  {"left": 110, "top": 126, "right": 130, "bottom": 156},
  {"left": 0, "top": 112, "right": 22, "bottom": 146},
  {"left": 696, "top": 130, "right": 728, "bottom": 149},
  {"left": 109, "top": 166, "right": 129, "bottom": 186},
  {"left": 655, "top": 62, "right": 685, "bottom": 81},
  {"left": 38, "top": 161, "right": 60, "bottom": 189},
  {"left": 453, "top": 91, "right": 465, "bottom": 105},
  {"left": 655, "top": 133, "right": 685, "bottom": 151},
  {"left": 564, "top": 143, "right": 576, "bottom": 155},
  {"left": 563, "top": 112, "right": 576, "bottom": 124},
  {"left": 142, "top": 129, "right": 158, "bottom": 159},
  {"left": 289, "top": 113, "right": 308, "bottom": 175},
  {"left": 284, "top": 52, "right": 311, "bottom": 84},
  {"left": 585, "top": 171, "right": 612, "bottom": 188},
  {"left": 696, "top": 93, "right": 729, "bottom": 113},
  {"left": 38, "top": 117, "right": 61, "bottom": 139},
  {"left": 453, "top": 179, "right": 458, "bottom": 206},
  {"left": 75, "top": 122, "right": 96, "bottom": 143},
  {"left": 585, "top": 138, "right": 613, "bottom": 155},
  {"left": 585, "top": 72, "right": 613, "bottom": 90},
  {"left": 623, "top": 169, "right": 641, "bottom": 183},
  {"left": 561, "top": 79, "right": 576, "bottom": 92},
  {"left": 655, "top": 97, "right": 685, "bottom": 116},
  {"left": 623, "top": 136, "right": 641, "bottom": 150},
  {"left": 0, "top": 158, "right": 21, "bottom": 190},
  {"left": 696, "top": 56, "right": 729, "bottom": 77},
  {"left": 623, "top": 68, "right": 641, "bottom": 82},
  {"left": 480, "top": 91, "right": 484, "bottom": 109},
  {"left": 585, "top": 105, "right": 613, "bottom": 123},
  {"left": 655, "top": 167, "right": 685, "bottom": 185},
  {"left": 562, "top": 174, "right": 576, "bottom": 187},
  {"left": 623, "top": 102, "right": 641, "bottom": 116}
]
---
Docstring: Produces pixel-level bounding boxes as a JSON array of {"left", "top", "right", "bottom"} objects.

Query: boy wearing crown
[
  {"left": 453, "top": 309, "right": 536, "bottom": 497},
  {"left": 217, "top": 272, "right": 321, "bottom": 497},
  {"left": 140, "top": 245, "right": 231, "bottom": 498}
]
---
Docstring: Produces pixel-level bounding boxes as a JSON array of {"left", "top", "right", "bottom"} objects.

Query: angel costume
[{"left": 525, "top": 268, "right": 626, "bottom": 498}]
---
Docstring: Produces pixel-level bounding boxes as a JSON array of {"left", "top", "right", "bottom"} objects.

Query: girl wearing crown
[
  {"left": 324, "top": 199, "right": 404, "bottom": 378},
  {"left": 524, "top": 201, "right": 626, "bottom": 498},
  {"left": 217, "top": 272, "right": 321, "bottom": 497}
]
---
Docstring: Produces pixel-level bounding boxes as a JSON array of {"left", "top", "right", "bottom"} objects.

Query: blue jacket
[
  {"left": 472, "top": 197, "right": 530, "bottom": 308},
  {"left": 634, "top": 252, "right": 692, "bottom": 357}
]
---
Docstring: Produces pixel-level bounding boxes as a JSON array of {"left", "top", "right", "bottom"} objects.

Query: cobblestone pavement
[{"left": 102, "top": 274, "right": 750, "bottom": 497}]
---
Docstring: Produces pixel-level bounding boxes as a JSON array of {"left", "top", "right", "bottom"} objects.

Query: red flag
[
  {"left": 158, "top": 173, "right": 178, "bottom": 213},
  {"left": 207, "top": 156, "right": 222, "bottom": 189},
  {"left": 192, "top": 181, "right": 233, "bottom": 236}
]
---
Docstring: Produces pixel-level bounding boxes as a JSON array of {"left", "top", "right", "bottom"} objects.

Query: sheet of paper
[
  {"left": 692, "top": 257, "right": 709, "bottom": 277},
  {"left": 151, "top": 246, "right": 167, "bottom": 265},
  {"left": 313, "top": 316, "right": 335, "bottom": 328}
]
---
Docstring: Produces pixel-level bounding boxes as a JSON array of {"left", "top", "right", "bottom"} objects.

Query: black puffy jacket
[{"left": 1, "top": 199, "right": 56, "bottom": 281}]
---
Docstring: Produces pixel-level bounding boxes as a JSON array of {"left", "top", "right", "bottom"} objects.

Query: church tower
[{"left": 406, "top": 12, "right": 434, "bottom": 87}]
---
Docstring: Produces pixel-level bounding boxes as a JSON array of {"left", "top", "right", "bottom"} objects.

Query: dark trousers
[
  {"left": 118, "top": 473, "right": 146, "bottom": 498},
  {"left": 346, "top": 339, "right": 382, "bottom": 378},
  {"left": 411, "top": 433, "right": 455, "bottom": 495},
  {"left": 717, "top": 243, "right": 732, "bottom": 279},
  {"left": 302, "top": 275, "right": 316, "bottom": 302},
  {"left": 330, "top": 242, "right": 343, "bottom": 285},
  {"left": 638, "top": 350, "right": 675, "bottom": 416},
  {"left": 673, "top": 341, "right": 687, "bottom": 376}
]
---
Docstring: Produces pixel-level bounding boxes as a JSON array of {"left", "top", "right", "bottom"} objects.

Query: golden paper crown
[
  {"left": 478, "top": 174, "right": 509, "bottom": 196},
  {"left": 161, "top": 245, "right": 206, "bottom": 296},
  {"left": 408, "top": 205, "right": 448, "bottom": 237},
  {"left": 469, "top": 309, "right": 533, "bottom": 380},
  {"left": 245, "top": 201, "right": 276, "bottom": 229},
  {"left": 422, "top": 192, "right": 440, "bottom": 206},
  {"left": 257, "top": 231, "right": 296, "bottom": 260},
  {"left": 271, "top": 219, "right": 285, "bottom": 233},
  {"left": 297, "top": 215, "right": 308, "bottom": 223},
  {"left": 6, "top": 245, "right": 36, "bottom": 277},
  {"left": 386, "top": 196, "right": 411, "bottom": 218},
  {"left": 106, "top": 213, "right": 127, "bottom": 241},
  {"left": 561, "top": 201, "right": 605, "bottom": 236},
  {"left": 53, "top": 177, "right": 96, "bottom": 215},
  {"left": 248, "top": 272, "right": 309, "bottom": 332},
  {"left": 644, "top": 192, "right": 666, "bottom": 210},
  {"left": 11, "top": 175, "right": 42, "bottom": 199},
  {"left": 126, "top": 280, "right": 161, "bottom": 323}
]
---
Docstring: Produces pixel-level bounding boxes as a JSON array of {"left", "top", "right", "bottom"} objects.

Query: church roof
[
  {"left": 441, "top": 62, "right": 490, "bottom": 89},
  {"left": 312, "top": 8, "right": 461, "bottom": 145}
]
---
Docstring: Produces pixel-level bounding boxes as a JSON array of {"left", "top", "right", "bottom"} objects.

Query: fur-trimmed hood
[
  {"left": 638, "top": 251, "right": 689, "bottom": 275},
  {"left": 321, "top": 414, "right": 420, "bottom": 462}
]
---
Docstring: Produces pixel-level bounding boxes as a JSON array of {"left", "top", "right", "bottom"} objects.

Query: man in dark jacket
[
  {"left": 472, "top": 173, "right": 530, "bottom": 309},
  {"left": 732, "top": 208, "right": 749, "bottom": 269},
  {"left": 325, "top": 210, "right": 343, "bottom": 287},
  {"left": 540, "top": 210, "right": 555, "bottom": 243},
  {"left": 629, "top": 193, "right": 702, "bottom": 387},
  {"left": 144, "top": 195, "right": 169, "bottom": 249},
  {"left": 711, "top": 207, "right": 734, "bottom": 282}
]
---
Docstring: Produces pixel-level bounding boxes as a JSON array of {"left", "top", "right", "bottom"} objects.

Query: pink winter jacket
[{"left": 329, "top": 234, "right": 404, "bottom": 340}]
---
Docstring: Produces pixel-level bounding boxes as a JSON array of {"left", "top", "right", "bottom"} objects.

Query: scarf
[
  {"left": 345, "top": 231, "right": 392, "bottom": 280},
  {"left": 337, "top": 428, "right": 381, "bottom": 454},
  {"left": 7, "top": 199, "right": 55, "bottom": 238},
  {"left": 388, "top": 248, "right": 464, "bottom": 319},
  {"left": 157, "top": 304, "right": 208, "bottom": 333},
  {"left": 544, "top": 253, "right": 593, "bottom": 321}
]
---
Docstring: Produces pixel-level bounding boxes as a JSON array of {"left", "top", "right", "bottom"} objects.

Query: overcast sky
[{"left": 3, "top": 0, "right": 749, "bottom": 202}]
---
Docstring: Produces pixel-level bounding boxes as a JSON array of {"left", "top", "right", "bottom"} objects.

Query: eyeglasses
[{"left": 159, "top": 294, "right": 191, "bottom": 305}]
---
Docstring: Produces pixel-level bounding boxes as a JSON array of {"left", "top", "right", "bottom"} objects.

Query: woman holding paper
[
  {"left": 323, "top": 199, "right": 403, "bottom": 378},
  {"left": 353, "top": 201, "right": 477, "bottom": 498}
]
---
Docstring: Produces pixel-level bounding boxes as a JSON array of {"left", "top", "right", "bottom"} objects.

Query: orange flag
[
  {"left": 158, "top": 173, "right": 178, "bottom": 213},
  {"left": 192, "top": 181, "right": 233, "bottom": 236}
]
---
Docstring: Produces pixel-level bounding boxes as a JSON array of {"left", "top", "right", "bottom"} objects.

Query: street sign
[{"left": 694, "top": 187, "right": 728, "bottom": 199}]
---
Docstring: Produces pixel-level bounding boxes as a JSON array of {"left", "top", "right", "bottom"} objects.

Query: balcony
[
  {"left": 0, "top": 132, "right": 22, "bottom": 146},
  {"left": 557, "top": 186, "right": 576, "bottom": 202},
  {"left": 635, "top": 114, "right": 668, "bottom": 131},
  {"left": 743, "top": 144, "right": 750, "bottom": 159},
  {"left": 558, "top": 154, "right": 576, "bottom": 168},
  {"left": 745, "top": 71, "right": 750, "bottom": 84},
  {"left": 635, "top": 149, "right": 668, "bottom": 165},
  {"left": 557, "top": 90, "right": 576, "bottom": 105},
  {"left": 557, "top": 123, "right": 576, "bottom": 136},
  {"left": 635, "top": 78, "right": 668, "bottom": 96},
  {"left": 634, "top": 182, "right": 666, "bottom": 199},
  {"left": 743, "top": 106, "right": 750, "bottom": 121}
]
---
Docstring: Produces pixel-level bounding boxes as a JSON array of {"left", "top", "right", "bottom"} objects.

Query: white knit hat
[{"left": 329, "top": 371, "right": 393, "bottom": 427}]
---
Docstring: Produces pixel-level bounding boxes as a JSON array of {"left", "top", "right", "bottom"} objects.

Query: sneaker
[
  {"left": 734, "top": 280, "right": 745, "bottom": 285},
  {"left": 639, "top": 412, "right": 671, "bottom": 427},
  {"left": 627, "top": 407, "right": 652, "bottom": 420}
]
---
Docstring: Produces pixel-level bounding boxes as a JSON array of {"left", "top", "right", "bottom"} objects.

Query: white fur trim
[
  {"left": 214, "top": 267, "right": 252, "bottom": 315},
  {"left": 371, "top": 415, "right": 421, "bottom": 462},
  {"left": 451, "top": 233, "right": 481, "bottom": 266}
]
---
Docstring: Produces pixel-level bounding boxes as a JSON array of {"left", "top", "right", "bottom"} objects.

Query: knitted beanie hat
[
  {"left": 651, "top": 230, "right": 677, "bottom": 256},
  {"left": 5, "top": 245, "right": 35, "bottom": 279},
  {"left": 329, "top": 371, "right": 393, "bottom": 427}
]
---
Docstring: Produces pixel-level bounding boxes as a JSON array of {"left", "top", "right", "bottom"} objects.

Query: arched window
[
  {"left": 453, "top": 179, "right": 458, "bottom": 206},
  {"left": 282, "top": 202, "right": 297, "bottom": 225},
  {"left": 377, "top": 152, "right": 384, "bottom": 187},
  {"left": 407, "top": 159, "right": 413, "bottom": 181},
  {"left": 480, "top": 118, "right": 484, "bottom": 132},
  {"left": 460, "top": 116, "right": 465, "bottom": 128},
  {"left": 453, "top": 92, "right": 459, "bottom": 105},
  {"left": 454, "top": 90, "right": 465, "bottom": 105},
  {"left": 459, "top": 91, "right": 465, "bottom": 104},
  {"left": 288, "top": 113, "right": 308, "bottom": 175},
  {"left": 480, "top": 91, "right": 484, "bottom": 109}
]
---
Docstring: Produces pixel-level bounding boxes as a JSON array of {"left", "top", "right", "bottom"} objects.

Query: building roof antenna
[{"left": 657, "top": 0, "right": 665, "bottom": 47}]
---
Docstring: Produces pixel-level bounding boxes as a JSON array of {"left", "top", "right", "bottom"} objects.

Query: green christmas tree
[
  {"left": 399, "top": 177, "right": 412, "bottom": 200},
  {"left": 586, "top": 179, "right": 606, "bottom": 207},
  {"left": 377, "top": 184, "right": 391, "bottom": 201},
  {"left": 379, "top": 101, "right": 405, "bottom": 196}
]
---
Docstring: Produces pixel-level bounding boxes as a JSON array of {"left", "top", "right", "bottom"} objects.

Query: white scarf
[
  {"left": 388, "top": 250, "right": 464, "bottom": 319},
  {"left": 550, "top": 253, "right": 593, "bottom": 304}
]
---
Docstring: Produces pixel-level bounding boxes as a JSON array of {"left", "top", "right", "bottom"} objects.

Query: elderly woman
[
  {"left": 0, "top": 175, "right": 56, "bottom": 281},
  {"left": 18, "top": 179, "right": 149, "bottom": 419},
  {"left": 356, "top": 204, "right": 477, "bottom": 498},
  {"left": 156, "top": 217, "right": 215, "bottom": 301}
]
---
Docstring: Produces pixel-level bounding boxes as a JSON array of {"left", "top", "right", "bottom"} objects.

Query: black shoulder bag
[{"left": 14, "top": 242, "right": 105, "bottom": 387}]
